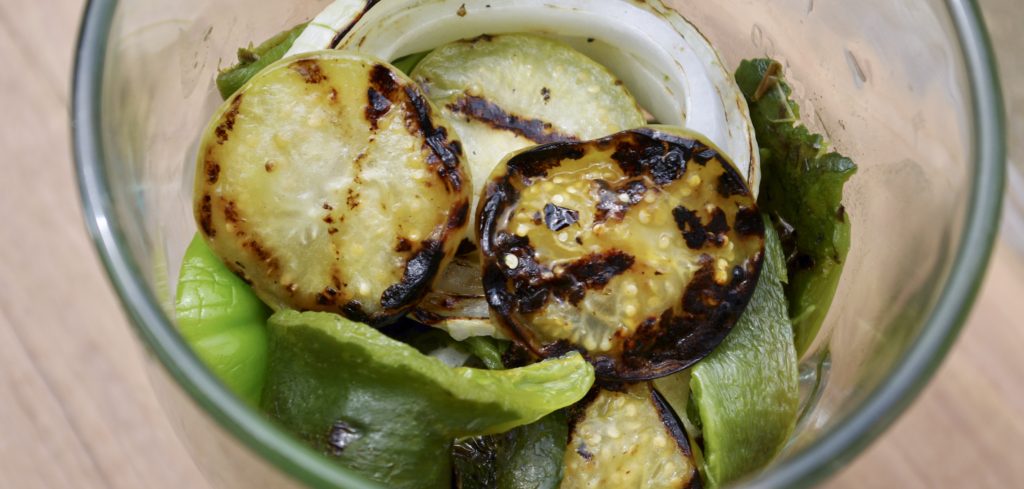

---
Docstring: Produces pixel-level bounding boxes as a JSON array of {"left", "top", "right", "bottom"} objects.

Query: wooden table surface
[{"left": 2, "top": 0, "right": 1022, "bottom": 487}]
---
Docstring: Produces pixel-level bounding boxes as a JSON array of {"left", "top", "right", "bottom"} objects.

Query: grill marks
[
  {"left": 365, "top": 89, "right": 392, "bottom": 130},
  {"left": 544, "top": 203, "right": 580, "bottom": 231},
  {"left": 204, "top": 158, "right": 220, "bottom": 184},
  {"left": 594, "top": 179, "right": 648, "bottom": 224},
  {"left": 366, "top": 64, "right": 399, "bottom": 130},
  {"left": 616, "top": 252, "right": 762, "bottom": 379},
  {"left": 487, "top": 231, "right": 636, "bottom": 313},
  {"left": 403, "top": 84, "right": 465, "bottom": 193},
  {"left": 292, "top": 60, "right": 327, "bottom": 84},
  {"left": 610, "top": 133, "right": 691, "bottom": 185},
  {"left": 214, "top": 94, "right": 244, "bottom": 144},
  {"left": 505, "top": 142, "right": 585, "bottom": 179},
  {"left": 328, "top": 0, "right": 382, "bottom": 48},
  {"left": 198, "top": 194, "right": 214, "bottom": 237},
  {"left": 447, "top": 94, "right": 578, "bottom": 145},
  {"left": 380, "top": 239, "right": 446, "bottom": 310},
  {"left": 550, "top": 251, "right": 636, "bottom": 305},
  {"left": 672, "top": 206, "right": 731, "bottom": 250},
  {"left": 733, "top": 207, "right": 764, "bottom": 236}
]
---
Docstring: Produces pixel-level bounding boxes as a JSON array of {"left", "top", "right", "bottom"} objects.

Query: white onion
[
  {"left": 336, "top": 0, "right": 759, "bottom": 189},
  {"left": 283, "top": 0, "right": 372, "bottom": 57}
]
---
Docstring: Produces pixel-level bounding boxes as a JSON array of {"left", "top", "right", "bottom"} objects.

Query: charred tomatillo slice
[
  {"left": 479, "top": 126, "right": 765, "bottom": 380},
  {"left": 261, "top": 310, "right": 594, "bottom": 489},
  {"left": 562, "top": 384, "right": 699, "bottom": 489},
  {"left": 411, "top": 33, "right": 645, "bottom": 222},
  {"left": 689, "top": 216, "right": 799, "bottom": 488},
  {"left": 175, "top": 234, "right": 270, "bottom": 405},
  {"left": 195, "top": 51, "right": 472, "bottom": 327}
]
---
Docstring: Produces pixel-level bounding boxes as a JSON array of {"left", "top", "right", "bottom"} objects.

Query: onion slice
[{"left": 283, "top": 0, "right": 375, "bottom": 57}]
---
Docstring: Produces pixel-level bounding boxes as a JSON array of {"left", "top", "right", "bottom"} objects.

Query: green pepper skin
[
  {"left": 453, "top": 411, "right": 568, "bottom": 489},
  {"left": 735, "top": 58, "right": 857, "bottom": 355},
  {"left": 689, "top": 217, "right": 799, "bottom": 488},
  {"left": 174, "top": 234, "right": 270, "bottom": 405},
  {"left": 390, "top": 50, "right": 431, "bottom": 75},
  {"left": 495, "top": 411, "right": 568, "bottom": 489},
  {"left": 215, "top": 22, "right": 308, "bottom": 99},
  {"left": 262, "top": 310, "right": 594, "bottom": 489}
]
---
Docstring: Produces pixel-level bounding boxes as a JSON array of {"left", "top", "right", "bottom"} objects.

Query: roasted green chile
[
  {"left": 453, "top": 411, "right": 569, "bottom": 489},
  {"left": 261, "top": 310, "right": 594, "bottom": 488},
  {"left": 688, "top": 216, "right": 799, "bottom": 488},
  {"left": 735, "top": 58, "right": 857, "bottom": 355},
  {"left": 174, "top": 234, "right": 270, "bottom": 405},
  {"left": 215, "top": 22, "right": 307, "bottom": 99}
]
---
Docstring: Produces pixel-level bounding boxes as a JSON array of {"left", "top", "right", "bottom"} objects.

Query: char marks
[
  {"left": 672, "top": 206, "right": 731, "bottom": 250},
  {"left": 380, "top": 239, "right": 446, "bottom": 310},
  {"left": 214, "top": 94, "right": 244, "bottom": 144},
  {"left": 292, "top": 59, "right": 327, "bottom": 84},
  {"left": 198, "top": 194, "right": 214, "bottom": 237},
  {"left": 448, "top": 94, "right": 577, "bottom": 145},
  {"left": 594, "top": 179, "right": 647, "bottom": 224},
  {"left": 403, "top": 86, "right": 465, "bottom": 193}
]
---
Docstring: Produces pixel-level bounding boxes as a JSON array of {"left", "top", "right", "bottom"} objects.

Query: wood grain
[{"left": 0, "top": 0, "right": 1021, "bottom": 487}]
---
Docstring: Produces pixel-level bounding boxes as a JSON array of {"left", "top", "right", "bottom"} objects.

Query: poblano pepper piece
[
  {"left": 689, "top": 216, "right": 799, "bottom": 488},
  {"left": 174, "top": 234, "right": 270, "bottom": 405},
  {"left": 215, "top": 22, "right": 307, "bottom": 99},
  {"left": 735, "top": 58, "right": 857, "bottom": 355},
  {"left": 261, "top": 310, "right": 595, "bottom": 489},
  {"left": 390, "top": 50, "right": 431, "bottom": 75},
  {"left": 453, "top": 411, "right": 569, "bottom": 489}
]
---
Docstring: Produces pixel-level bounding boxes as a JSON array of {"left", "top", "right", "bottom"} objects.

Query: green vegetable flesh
[
  {"left": 562, "top": 384, "right": 698, "bottom": 489},
  {"left": 174, "top": 234, "right": 270, "bottom": 405},
  {"left": 215, "top": 23, "right": 307, "bottom": 99},
  {"left": 460, "top": 336, "right": 508, "bottom": 370},
  {"left": 391, "top": 51, "right": 431, "bottom": 75},
  {"left": 196, "top": 51, "right": 472, "bottom": 326},
  {"left": 496, "top": 412, "right": 569, "bottom": 489},
  {"left": 453, "top": 411, "right": 569, "bottom": 489},
  {"left": 261, "top": 310, "right": 594, "bottom": 488},
  {"left": 735, "top": 58, "right": 857, "bottom": 355},
  {"left": 688, "top": 216, "right": 799, "bottom": 488}
]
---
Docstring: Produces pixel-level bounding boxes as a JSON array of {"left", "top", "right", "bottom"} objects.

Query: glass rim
[{"left": 70, "top": 0, "right": 1006, "bottom": 487}]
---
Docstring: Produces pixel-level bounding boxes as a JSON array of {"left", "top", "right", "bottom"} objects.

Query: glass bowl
[{"left": 72, "top": 0, "right": 1005, "bottom": 487}]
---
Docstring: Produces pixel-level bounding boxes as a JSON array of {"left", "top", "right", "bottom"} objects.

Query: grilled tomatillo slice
[
  {"left": 411, "top": 33, "right": 645, "bottom": 223},
  {"left": 195, "top": 51, "right": 471, "bottom": 326},
  {"left": 562, "top": 384, "right": 699, "bottom": 489},
  {"left": 262, "top": 310, "right": 594, "bottom": 489},
  {"left": 479, "top": 126, "right": 765, "bottom": 380}
]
